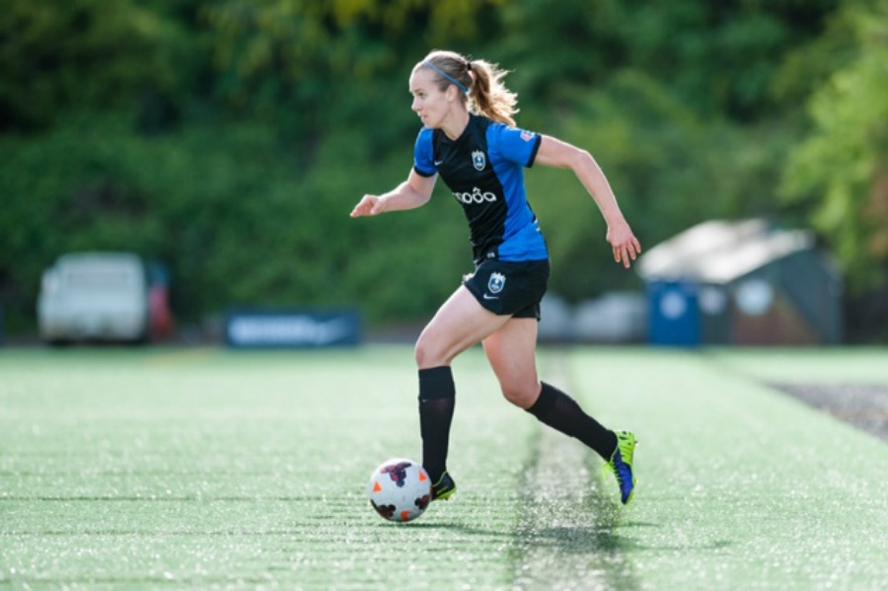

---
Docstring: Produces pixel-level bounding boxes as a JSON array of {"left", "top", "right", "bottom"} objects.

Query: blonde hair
[{"left": 414, "top": 49, "right": 519, "bottom": 127}]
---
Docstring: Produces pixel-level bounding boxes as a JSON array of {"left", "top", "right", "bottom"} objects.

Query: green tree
[
  {"left": 0, "top": 0, "right": 193, "bottom": 131},
  {"left": 0, "top": 0, "right": 866, "bottom": 335},
  {"left": 494, "top": 0, "right": 839, "bottom": 120},
  {"left": 782, "top": 0, "right": 888, "bottom": 288}
]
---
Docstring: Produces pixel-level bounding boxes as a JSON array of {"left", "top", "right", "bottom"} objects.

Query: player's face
[{"left": 409, "top": 68, "right": 453, "bottom": 129}]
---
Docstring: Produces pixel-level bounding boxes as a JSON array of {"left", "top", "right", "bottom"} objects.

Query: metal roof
[{"left": 637, "top": 219, "right": 815, "bottom": 284}]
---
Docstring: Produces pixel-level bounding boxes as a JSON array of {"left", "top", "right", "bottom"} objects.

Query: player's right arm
[{"left": 350, "top": 169, "right": 437, "bottom": 217}]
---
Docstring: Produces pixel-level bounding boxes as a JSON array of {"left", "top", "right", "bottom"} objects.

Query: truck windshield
[{"left": 62, "top": 267, "right": 138, "bottom": 290}]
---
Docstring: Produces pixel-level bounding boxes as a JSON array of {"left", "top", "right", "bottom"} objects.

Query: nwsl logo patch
[
  {"left": 471, "top": 150, "right": 487, "bottom": 171},
  {"left": 520, "top": 130, "right": 535, "bottom": 142}
]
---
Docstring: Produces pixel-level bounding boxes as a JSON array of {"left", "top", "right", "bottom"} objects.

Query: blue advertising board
[{"left": 225, "top": 310, "right": 361, "bottom": 349}]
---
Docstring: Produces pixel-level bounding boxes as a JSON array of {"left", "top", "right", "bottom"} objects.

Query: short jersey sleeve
[
  {"left": 413, "top": 128, "right": 437, "bottom": 177},
  {"left": 488, "top": 123, "right": 542, "bottom": 168}
]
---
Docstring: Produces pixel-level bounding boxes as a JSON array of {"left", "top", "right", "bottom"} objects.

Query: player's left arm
[{"left": 535, "top": 135, "right": 642, "bottom": 269}]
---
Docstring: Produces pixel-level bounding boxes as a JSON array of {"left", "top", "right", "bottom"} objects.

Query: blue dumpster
[{"left": 648, "top": 281, "right": 700, "bottom": 346}]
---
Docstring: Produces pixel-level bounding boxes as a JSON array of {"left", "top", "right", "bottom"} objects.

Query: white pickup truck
[{"left": 38, "top": 252, "right": 149, "bottom": 343}]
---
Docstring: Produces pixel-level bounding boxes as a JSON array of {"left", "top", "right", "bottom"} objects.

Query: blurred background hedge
[{"left": 2, "top": 0, "right": 887, "bottom": 338}]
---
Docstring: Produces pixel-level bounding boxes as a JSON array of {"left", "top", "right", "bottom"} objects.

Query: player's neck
[{"left": 441, "top": 109, "right": 470, "bottom": 141}]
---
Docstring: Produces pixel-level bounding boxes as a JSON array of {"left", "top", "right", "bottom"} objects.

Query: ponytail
[
  {"left": 467, "top": 59, "right": 518, "bottom": 127},
  {"left": 415, "top": 50, "right": 519, "bottom": 127}
]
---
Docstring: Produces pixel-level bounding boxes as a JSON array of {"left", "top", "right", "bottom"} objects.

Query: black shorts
[{"left": 462, "top": 259, "right": 550, "bottom": 320}]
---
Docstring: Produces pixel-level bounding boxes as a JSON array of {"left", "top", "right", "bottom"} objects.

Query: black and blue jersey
[{"left": 413, "top": 114, "right": 549, "bottom": 263}]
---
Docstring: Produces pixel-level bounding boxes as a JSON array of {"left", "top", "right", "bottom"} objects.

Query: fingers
[
  {"left": 608, "top": 224, "right": 642, "bottom": 269},
  {"left": 613, "top": 237, "right": 642, "bottom": 269},
  {"left": 349, "top": 198, "right": 365, "bottom": 217},
  {"left": 625, "top": 240, "right": 638, "bottom": 263},
  {"left": 349, "top": 196, "right": 376, "bottom": 218}
]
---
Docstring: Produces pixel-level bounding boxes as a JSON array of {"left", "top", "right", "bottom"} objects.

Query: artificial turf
[{"left": 1, "top": 346, "right": 885, "bottom": 589}]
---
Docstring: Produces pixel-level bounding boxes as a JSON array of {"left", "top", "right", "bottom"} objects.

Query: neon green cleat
[
  {"left": 603, "top": 431, "right": 637, "bottom": 504},
  {"left": 431, "top": 472, "right": 457, "bottom": 501}
]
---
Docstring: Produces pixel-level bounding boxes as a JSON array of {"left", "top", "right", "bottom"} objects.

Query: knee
[
  {"left": 415, "top": 334, "right": 447, "bottom": 368},
  {"left": 501, "top": 381, "right": 541, "bottom": 409}
]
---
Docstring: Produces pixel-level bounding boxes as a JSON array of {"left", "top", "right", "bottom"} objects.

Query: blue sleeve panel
[
  {"left": 487, "top": 123, "right": 548, "bottom": 262},
  {"left": 413, "top": 128, "right": 438, "bottom": 177},
  {"left": 488, "top": 124, "right": 542, "bottom": 167}
]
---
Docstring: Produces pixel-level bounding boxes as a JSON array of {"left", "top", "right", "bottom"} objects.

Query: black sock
[
  {"left": 418, "top": 366, "right": 455, "bottom": 484},
  {"left": 525, "top": 381, "right": 618, "bottom": 460}
]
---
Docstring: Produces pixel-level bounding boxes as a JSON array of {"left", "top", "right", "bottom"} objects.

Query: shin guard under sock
[
  {"left": 525, "top": 381, "right": 617, "bottom": 460},
  {"left": 418, "top": 366, "right": 456, "bottom": 483}
]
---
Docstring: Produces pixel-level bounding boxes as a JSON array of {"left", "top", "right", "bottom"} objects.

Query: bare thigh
[
  {"left": 482, "top": 317, "right": 541, "bottom": 409},
  {"left": 415, "top": 286, "right": 513, "bottom": 369}
]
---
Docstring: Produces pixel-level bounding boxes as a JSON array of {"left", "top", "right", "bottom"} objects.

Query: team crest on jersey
[
  {"left": 488, "top": 272, "right": 506, "bottom": 294},
  {"left": 471, "top": 150, "right": 487, "bottom": 171}
]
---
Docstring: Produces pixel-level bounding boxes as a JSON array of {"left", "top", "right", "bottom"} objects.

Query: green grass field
[{"left": 1, "top": 346, "right": 887, "bottom": 589}]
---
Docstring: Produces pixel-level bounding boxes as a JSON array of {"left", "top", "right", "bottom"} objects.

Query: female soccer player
[{"left": 350, "top": 50, "right": 642, "bottom": 505}]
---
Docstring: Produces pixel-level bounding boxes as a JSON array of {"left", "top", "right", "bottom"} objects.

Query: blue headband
[{"left": 423, "top": 62, "right": 469, "bottom": 95}]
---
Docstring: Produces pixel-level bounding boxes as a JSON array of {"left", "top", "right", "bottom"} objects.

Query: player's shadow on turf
[
  {"left": 525, "top": 528, "right": 733, "bottom": 553},
  {"left": 396, "top": 522, "right": 511, "bottom": 535},
  {"left": 403, "top": 522, "right": 732, "bottom": 553}
]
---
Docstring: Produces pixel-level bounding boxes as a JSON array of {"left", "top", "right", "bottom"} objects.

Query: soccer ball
[{"left": 367, "top": 458, "right": 431, "bottom": 523}]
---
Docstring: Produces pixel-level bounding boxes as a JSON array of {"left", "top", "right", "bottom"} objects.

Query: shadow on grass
[{"left": 403, "top": 520, "right": 731, "bottom": 553}]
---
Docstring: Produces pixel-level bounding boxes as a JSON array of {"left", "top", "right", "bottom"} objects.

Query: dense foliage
[{"left": 2, "top": 0, "right": 886, "bottom": 337}]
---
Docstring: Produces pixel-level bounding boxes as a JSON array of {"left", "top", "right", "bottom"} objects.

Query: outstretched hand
[
  {"left": 607, "top": 221, "right": 642, "bottom": 269},
  {"left": 350, "top": 194, "right": 385, "bottom": 218}
]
